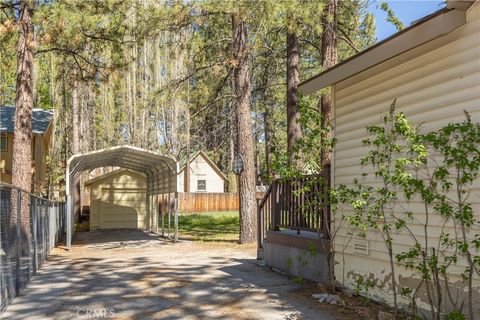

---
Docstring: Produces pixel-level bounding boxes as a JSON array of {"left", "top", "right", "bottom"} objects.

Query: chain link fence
[{"left": 0, "top": 182, "right": 66, "bottom": 314}]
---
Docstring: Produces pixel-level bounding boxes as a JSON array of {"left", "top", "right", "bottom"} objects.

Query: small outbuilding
[
  {"left": 177, "top": 150, "right": 227, "bottom": 193},
  {"left": 85, "top": 169, "right": 147, "bottom": 230}
]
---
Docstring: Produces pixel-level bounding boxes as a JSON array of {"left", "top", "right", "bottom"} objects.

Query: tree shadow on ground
[{"left": 2, "top": 230, "right": 333, "bottom": 320}]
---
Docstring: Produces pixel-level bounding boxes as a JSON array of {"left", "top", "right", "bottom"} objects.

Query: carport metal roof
[
  {"left": 65, "top": 145, "right": 179, "bottom": 250},
  {"left": 66, "top": 145, "right": 178, "bottom": 195}
]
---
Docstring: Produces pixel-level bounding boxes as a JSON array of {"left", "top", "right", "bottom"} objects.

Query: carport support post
[
  {"left": 167, "top": 193, "right": 171, "bottom": 239},
  {"left": 174, "top": 192, "right": 178, "bottom": 242},
  {"left": 146, "top": 192, "right": 150, "bottom": 231},
  {"left": 156, "top": 194, "right": 159, "bottom": 235},
  {"left": 161, "top": 193, "right": 164, "bottom": 236},
  {"left": 150, "top": 194, "right": 153, "bottom": 232},
  {"left": 151, "top": 194, "right": 154, "bottom": 232},
  {"left": 152, "top": 194, "right": 155, "bottom": 232},
  {"left": 67, "top": 195, "right": 72, "bottom": 250}
]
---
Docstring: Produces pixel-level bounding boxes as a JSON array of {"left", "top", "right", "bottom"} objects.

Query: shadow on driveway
[{"left": 2, "top": 230, "right": 333, "bottom": 320}]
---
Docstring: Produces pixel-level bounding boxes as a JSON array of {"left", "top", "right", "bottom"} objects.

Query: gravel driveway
[{"left": 2, "top": 230, "right": 333, "bottom": 320}]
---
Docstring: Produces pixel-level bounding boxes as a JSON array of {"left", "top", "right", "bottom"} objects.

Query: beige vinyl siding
[
  {"left": 333, "top": 3, "right": 480, "bottom": 309},
  {"left": 0, "top": 131, "right": 50, "bottom": 192},
  {"left": 33, "top": 133, "right": 47, "bottom": 188},
  {"left": 0, "top": 132, "right": 14, "bottom": 184},
  {"left": 88, "top": 170, "right": 147, "bottom": 230},
  {"left": 177, "top": 153, "right": 225, "bottom": 193}
]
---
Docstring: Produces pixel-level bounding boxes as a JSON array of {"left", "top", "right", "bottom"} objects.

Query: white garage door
[{"left": 98, "top": 189, "right": 146, "bottom": 229}]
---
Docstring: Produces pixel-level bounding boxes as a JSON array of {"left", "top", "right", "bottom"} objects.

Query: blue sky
[{"left": 368, "top": 0, "right": 445, "bottom": 41}]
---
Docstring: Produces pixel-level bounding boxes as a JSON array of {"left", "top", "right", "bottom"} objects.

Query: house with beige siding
[
  {"left": 0, "top": 106, "right": 53, "bottom": 193},
  {"left": 177, "top": 150, "right": 227, "bottom": 193},
  {"left": 299, "top": 1, "right": 479, "bottom": 315}
]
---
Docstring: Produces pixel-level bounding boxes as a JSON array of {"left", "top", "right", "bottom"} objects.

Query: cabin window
[
  {"left": 197, "top": 180, "right": 206, "bottom": 191},
  {"left": 0, "top": 132, "right": 7, "bottom": 152}
]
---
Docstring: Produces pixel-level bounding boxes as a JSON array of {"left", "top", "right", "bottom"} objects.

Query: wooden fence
[
  {"left": 177, "top": 192, "right": 238, "bottom": 213},
  {"left": 161, "top": 192, "right": 265, "bottom": 213},
  {"left": 257, "top": 164, "right": 331, "bottom": 251},
  {"left": 82, "top": 191, "right": 265, "bottom": 215}
]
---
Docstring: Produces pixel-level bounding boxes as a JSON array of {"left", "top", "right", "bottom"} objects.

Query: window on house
[
  {"left": 0, "top": 132, "right": 7, "bottom": 152},
  {"left": 197, "top": 180, "right": 206, "bottom": 192}
]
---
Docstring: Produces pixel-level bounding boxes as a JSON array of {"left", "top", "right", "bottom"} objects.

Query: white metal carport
[{"left": 66, "top": 145, "right": 179, "bottom": 250}]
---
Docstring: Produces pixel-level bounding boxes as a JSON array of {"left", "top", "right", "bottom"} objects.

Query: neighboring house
[
  {"left": 177, "top": 150, "right": 227, "bottom": 193},
  {"left": 0, "top": 106, "right": 53, "bottom": 193},
  {"left": 298, "top": 1, "right": 479, "bottom": 313},
  {"left": 85, "top": 169, "right": 147, "bottom": 230}
]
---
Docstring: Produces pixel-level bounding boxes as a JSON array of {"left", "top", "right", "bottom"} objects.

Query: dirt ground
[{"left": 3, "top": 230, "right": 338, "bottom": 320}]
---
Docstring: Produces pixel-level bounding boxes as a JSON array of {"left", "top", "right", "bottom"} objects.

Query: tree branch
[{"left": 338, "top": 27, "right": 360, "bottom": 53}]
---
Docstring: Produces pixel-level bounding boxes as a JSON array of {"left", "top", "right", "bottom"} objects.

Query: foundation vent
[{"left": 353, "top": 239, "right": 370, "bottom": 256}]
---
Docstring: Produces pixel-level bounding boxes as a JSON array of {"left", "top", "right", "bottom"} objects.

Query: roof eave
[{"left": 447, "top": 0, "right": 475, "bottom": 10}]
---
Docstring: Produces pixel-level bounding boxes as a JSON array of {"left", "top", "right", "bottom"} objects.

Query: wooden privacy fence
[
  {"left": 178, "top": 193, "right": 237, "bottom": 212},
  {"left": 159, "top": 192, "right": 265, "bottom": 213}
]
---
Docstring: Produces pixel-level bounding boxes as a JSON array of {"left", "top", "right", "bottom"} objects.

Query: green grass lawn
[{"left": 177, "top": 211, "right": 239, "bottom": 242}]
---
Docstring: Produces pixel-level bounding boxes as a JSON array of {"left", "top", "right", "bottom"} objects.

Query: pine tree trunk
[
  {"left": 184, "top": 111, "right": 190, "bottom": 193},
  {"left": 71, "top": 66, "right": 82, "bottom": 220},
  {"left": 320, "top": 0, "right": 338, "bottom": 292},
  {"left": 320, "top": 0, "right": 338, "bottom": 165},
  {"left": 132, "top": 25, "right": 138, "bottom": 146},
  {"left": 141, "top": 19, "right": 148, "bottom": 148},
  {"left": 71, "top": 67, "right": 80, "bottom": 154},
  {"left": 11, "top": 0, "right": 35, "bottom": 256},
  {"left": 228, "top": 116, "right": 237, "bottom": 193},
  {"left": 254, "top": 96, "right": 260, "bottom": 184},
  {"left": 263, "top": 110, "right": 270, "bottom": 183},
  {"left": 232, "top": 13, "right": 256, "bottom": 244},
  {"left": 12, "top": 1, "right": 34, "bottom": 192},
  {"left": 286, "top": 31, "right": 302, "bottom": 158}
]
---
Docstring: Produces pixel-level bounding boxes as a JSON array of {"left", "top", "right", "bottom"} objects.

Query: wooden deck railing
[{"left": 257, "top": 164, "right": 331, "bottom": 255}]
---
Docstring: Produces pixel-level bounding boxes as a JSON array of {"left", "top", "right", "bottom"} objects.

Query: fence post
[
  {"left": 50, "top": 203, "right": 55, "bottom": 251},
  {"left": 257, "top": 199, "right": 263, "bottom": 260},
  {"left": 43, "top": 200, "right": 47, "bottom": 258},
  {"left": 32, "top": 197, "right": 38, "bottom": 275},
  {"left": 273, "top": 182, "right": 280, "bottom": 231},
  {"left": 57, "top": 203, "right": 60, "bottom": 242},
  {"left": 56, "top": 203, "right": 59, "bottom": 243},
  {"left": 39, "top": 200, "right": 43, "bottom": 261},
  {"left": 270, "top": 183, "right": 275, "bottom": 230},
  {"left": 15, "top": 190, "right": 22, "bottom": 296},
  {"left": 56, "top": 203, "right": 59, "bottom": 242}
]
